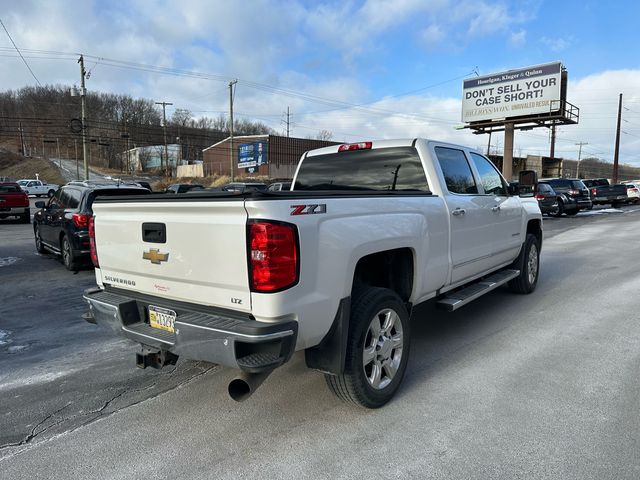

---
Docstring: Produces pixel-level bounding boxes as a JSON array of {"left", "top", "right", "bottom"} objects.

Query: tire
[
  {"left": 47, "top": 190, "right": 55, "bottom": 197},
  {"left": 611, "top": 201, "right": 622, "bottom": 208},
  {"left": 20, "top": 213, "right": 30, "bottom": 224},
  {"left": 565, "top": 209, "right": 579, "bottom": 216},
  {"left": 61, "top": 235, "right": 79, "bottom": 271},
  {"left": 325, "top": 287, "right": 410, "bottom": 408},
  {"left": 508, "top": 233, "right": 540, "bottom": 294},
  {"left": 34, "top": 225, "right": 47, "bottom": 253},
  {"left": 554, "top": 200, "right": 564, "bottom": 217}
]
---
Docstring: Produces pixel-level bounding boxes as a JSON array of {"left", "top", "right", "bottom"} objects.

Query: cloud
[
  {"left": 541, "top": 36, "right": 573, "bottom": 52},
  {"left": 509, "top": 29, "right": 527, "bottom": 48},
  {"left": 419, "top": 25, "right": 446, "bottom": 49}
]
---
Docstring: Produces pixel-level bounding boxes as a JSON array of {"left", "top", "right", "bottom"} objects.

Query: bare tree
[{"left": 316, "top": 129, "right": 333, "bottom": 141}]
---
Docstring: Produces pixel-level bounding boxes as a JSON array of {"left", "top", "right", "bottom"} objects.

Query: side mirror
[
  {"left": 35, "top": 201, "right": 46, "bottom": 209},
  {"left": 517, "top": 170, "right": 538, "bottom": 197}
]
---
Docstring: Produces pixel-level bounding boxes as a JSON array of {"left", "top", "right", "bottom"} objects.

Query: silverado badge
[{"left": 143, "top": 248, "right": 169, "bottom": 264}]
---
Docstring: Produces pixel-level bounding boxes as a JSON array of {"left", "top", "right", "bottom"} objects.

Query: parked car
[
  {"left": 267, "top": 181, "right": 292, "bottom": 191},
  {"left": 534, "top": 182, "right": 559, "bottom": 215},
  {"left": 540, "top": 178, "right": 592, "bottom": 216},
  {"left": 582, "top": 178, "right": 628, "bottom": 207},
  {"left": 622, "top": 181, "right": 640, "bottom": 203},
  {"left": 33, "top": 181, "right": 151, "bottom": 270},
  {"left": 17, "top": 179, "right": 59, "bottom": 197},
  {"left": 221, "top": 182, "right": 268, "bottom": 193},
  {"left": 0, "top": 182, "right": 30, "bottom": 223},
  {"left": 165, "top": 183, "right": 204, "bottom": 194}
]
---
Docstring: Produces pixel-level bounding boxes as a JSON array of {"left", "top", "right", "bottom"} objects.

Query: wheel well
[
  {"left": 352, "top": 248, "right": 413, "bottom": 302},
  {"left": 527, "top": 219, "right": 542, "bottom": 247}
]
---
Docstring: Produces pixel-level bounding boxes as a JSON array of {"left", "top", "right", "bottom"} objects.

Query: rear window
[
  {"left": 548, "top": 179, "right": 570, "bottom": 188},
  {"left": 294, "top": 146, "right": 430, "bottom": 192},
  {"left": 87, "top": 188, "right": 150, "bottom": 211},
  {"left": 571, "top": 180, "right": 586, "bottom": 189},
  {"left": 0, "top": 184, "right": 21, "bottom": 193}
]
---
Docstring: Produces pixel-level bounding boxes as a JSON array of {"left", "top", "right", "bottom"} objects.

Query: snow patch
[
  {"left": 578, "top": 208, "right": 624, "bottom": 216},
  {"left": 0, "top": 257, "right": 20, "bottom": 267},
  {"left": 0, "top": 330, "right": 11, "bottom": 345}
]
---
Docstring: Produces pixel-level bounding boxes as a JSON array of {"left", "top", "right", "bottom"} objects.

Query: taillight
[
  {"left": 591, "top": 188, "right": 597, "bottom": 195},
  {"left": 248, "top": 220, "right": 299, "bottom": 292},
  {"left": 21, "top": 192, "right": 29, "bottom": 206},
  {"left": 568, "top": 189, "right": 580, "bottom": 196},
  {"left": 89, "top": 216, "right": 99, "bottom": 268},
  {"left": 534, "top": 194, "right": 545, "bottom": 200},
  {"left": 338, "top": 141, "right": 372, "bottom": 152},
  {"left": 72, "top": 213, "right": 90, "bottom": 228}
]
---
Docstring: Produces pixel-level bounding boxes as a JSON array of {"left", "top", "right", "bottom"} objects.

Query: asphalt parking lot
[{"left": 1, "top": 201, "right": 639, "bottom": 479}]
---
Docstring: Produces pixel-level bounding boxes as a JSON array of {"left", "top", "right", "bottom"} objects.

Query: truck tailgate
[{"left": 92, "top": 200, "right": 251, "bottom": 312}]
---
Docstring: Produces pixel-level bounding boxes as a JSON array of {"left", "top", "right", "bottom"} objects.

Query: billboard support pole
[
  {"left": 613, "top": 93, "right": 622, "bottom": 184},
  {"left": 503, "top": 122, "right": 514, "bottom": 181}
]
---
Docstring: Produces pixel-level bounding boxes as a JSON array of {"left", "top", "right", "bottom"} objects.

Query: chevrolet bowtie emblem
[{"left": 143, "top": 248, "right": 169, "bottom": 264}]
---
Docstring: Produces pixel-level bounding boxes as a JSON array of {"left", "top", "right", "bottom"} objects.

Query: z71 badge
[{"left": 290, "top": 204, "right": 327, "bottom": 215}]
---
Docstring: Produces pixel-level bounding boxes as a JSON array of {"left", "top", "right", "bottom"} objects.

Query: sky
[{"left": 1, "top": 0, "right": 639, "bottom": 166}]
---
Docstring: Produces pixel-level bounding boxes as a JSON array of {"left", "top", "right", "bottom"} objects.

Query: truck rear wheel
[
  {"left": 325, "top": 287, "right": 410, "bottom": 408},
  {"left": 508, "top": 233, "right": 539, "bottom": 294}
]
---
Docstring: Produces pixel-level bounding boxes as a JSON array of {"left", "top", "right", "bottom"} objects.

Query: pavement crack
[{"left": 0, "top": 402, "right": 71, "bottom": 450}]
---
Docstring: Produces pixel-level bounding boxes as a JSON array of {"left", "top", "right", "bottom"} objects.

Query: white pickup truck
[
  {"left": 17, "top": 179, "right": 59, "bottom": 197},
  {"left": 84, "top": 139, "right": 542, "bottom": 408}
]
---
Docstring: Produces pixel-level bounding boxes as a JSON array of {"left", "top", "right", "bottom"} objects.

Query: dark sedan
[
  {"left": 535, "top": 182, "right": 559, "bottom": 215},
  {"left": 540, "top": 178, "right": 592, "bottom": 216}
]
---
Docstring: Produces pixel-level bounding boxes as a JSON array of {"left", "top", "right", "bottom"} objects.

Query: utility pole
[
  {"left": 284, "top": 106, "right": 291, "bottom": 137},
  {"left": 18, "top": 122, "right": 25, "bottom": 155},
  {"left": 550, "top": 124, "right": 556, "bottom": 160},
  {"left": 155, "top": 101, "right": 173, "bottom": 176},
  {"left": 575, "top": 141, "right": 588, "bottom": 178},
  {"left": 78, "top": 55, "right": 89, "bottom": 180},
  {"left": 229, "top": 80, "right": 237, "bottom": 181},
  {"left": 613, "top": 93, "right": 622, "bottom": 184},
  {"left": 56, "top": 138, "right": 61, "bottom": 167},
  {"left": 74, "top": 139, "right": 79, "bottom": 179}
]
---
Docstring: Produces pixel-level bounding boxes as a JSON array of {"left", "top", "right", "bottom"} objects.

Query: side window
[
  {"left": 28, "top": 181, "right": 37, "bottom": 187},
  {"left": 469, "top": 152, "right": 507, "bottom": 195},
  {"left": 65, "top": 188, "right": 82, "bottom": 209},
  {"left": 434, "top": 147, "right": 478, "bottom": 194},
  {"left": 49, "top": 189, "right": 64, "bottom": 209}
]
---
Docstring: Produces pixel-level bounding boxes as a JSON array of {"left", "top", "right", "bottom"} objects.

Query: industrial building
[{"left": 202, "top": 135, "right": 338, "bottom": 179}]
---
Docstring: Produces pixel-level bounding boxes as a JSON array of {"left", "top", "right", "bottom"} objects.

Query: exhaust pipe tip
[{"left": 228, "top": 370, "right": 272, "bottom": 402}]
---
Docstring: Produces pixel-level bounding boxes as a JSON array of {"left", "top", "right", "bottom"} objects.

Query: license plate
[{"left": 148, "top": 305, "right": 176, "bottom": 333}]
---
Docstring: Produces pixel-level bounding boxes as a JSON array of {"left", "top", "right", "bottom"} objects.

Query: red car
[{"left": 0, "top": 182, "right": 30, "bottom": 223}]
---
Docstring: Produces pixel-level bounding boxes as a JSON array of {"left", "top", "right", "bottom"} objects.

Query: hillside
[{"left": 0, "top": 149, "right": 65, "bottom": 185}]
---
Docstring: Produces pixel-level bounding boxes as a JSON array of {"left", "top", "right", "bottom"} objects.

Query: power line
[{"left": 0, "top": 18, "right": 42, "bottom": 86}]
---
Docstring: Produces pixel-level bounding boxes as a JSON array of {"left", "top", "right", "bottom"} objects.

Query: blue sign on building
[{"left": 238, "top": 141, "right": 268, "bottom": 170}]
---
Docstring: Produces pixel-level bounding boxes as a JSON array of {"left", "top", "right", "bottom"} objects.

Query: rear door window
[
  {"left": 434, "top": 147, "right": 478, "bottom": 194},
  {"left": 469, "top": 152, "right": 507, "bottom": 195},
  {"left": 294, "top": 146, "right": 430, "bottom": 192}
]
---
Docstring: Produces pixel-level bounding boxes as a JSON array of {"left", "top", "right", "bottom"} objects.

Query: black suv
[
  {"left": 540, "top": 178, "right": 592, "bottom": 216},
  {"left": 33, "top": 181, "right": 151, "bottom": 270}
]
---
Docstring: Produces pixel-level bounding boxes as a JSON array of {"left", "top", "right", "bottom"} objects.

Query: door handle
[
  {"left": 491, "top": 205, "right": 501, "bottom": 212},
  {"left": 451, "top": 208, "right": 466, "bottom": 216}
]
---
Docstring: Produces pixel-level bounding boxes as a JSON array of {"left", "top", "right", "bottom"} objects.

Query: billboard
[
  {"left": 238, "top": 141, "right": 268, "bottom": 170},
  {"left": 462, "top": 62, "right": 563, "bottom": 123}
]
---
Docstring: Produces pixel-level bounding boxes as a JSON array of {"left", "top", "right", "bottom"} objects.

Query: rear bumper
[
  {"left": 0, "top": 206, "right": 29, "bottom": 215},
  {"left": 83, "top": 288, "right": 298, "bottom": 372}
]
